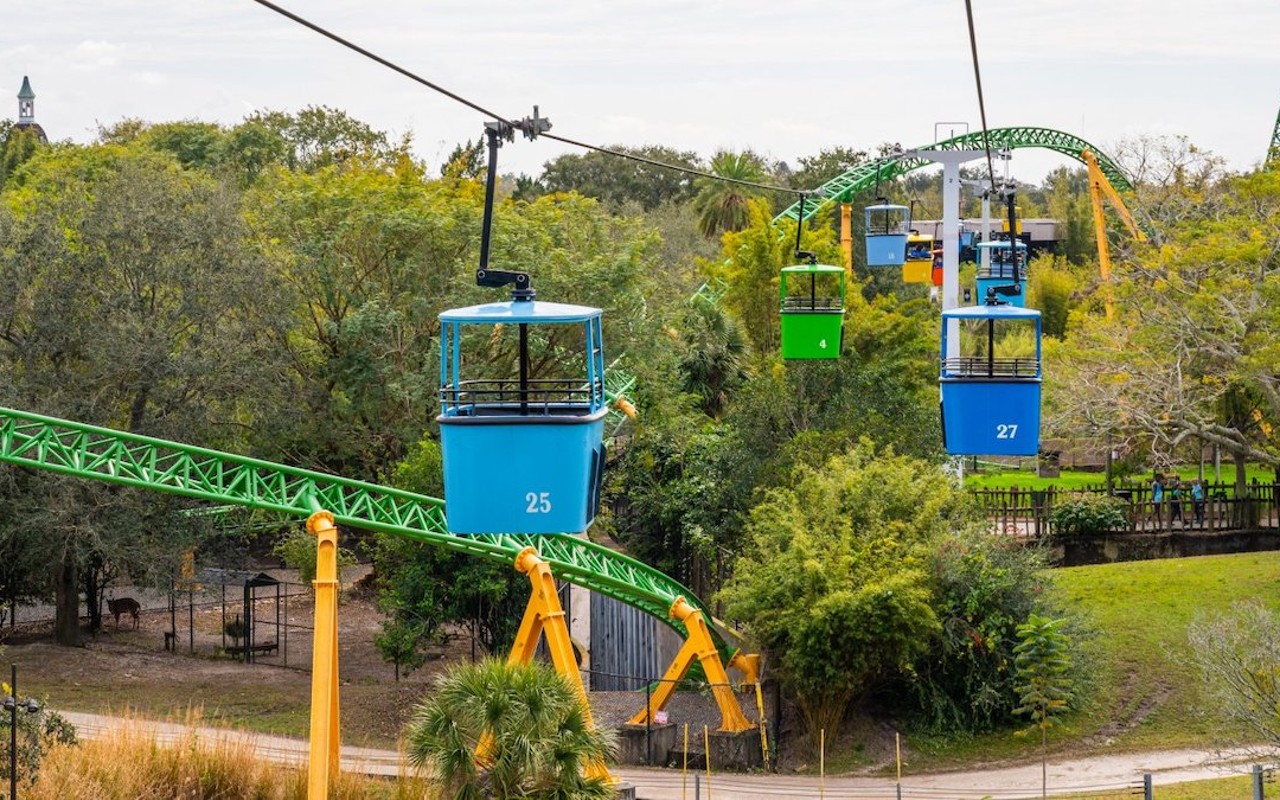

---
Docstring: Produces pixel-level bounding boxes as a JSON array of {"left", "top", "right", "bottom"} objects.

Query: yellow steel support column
[
  {"left": 1083, "top": 149, "right": 1147, "bottom": 322},
  {"left": 508, "top": 546, "right": 612, "bottom": 782},
  {"left": 1086, "top": 158, "right": 1115, "bottom": 320},
  {"left": 627, "top": 597, "right": 755, "bottom": 733},
  {"left": 306, "top": 511, "right": 341, "bottom": 800},
  {"left": 840, "top": 203, "right": 853, "bottom": 273}
]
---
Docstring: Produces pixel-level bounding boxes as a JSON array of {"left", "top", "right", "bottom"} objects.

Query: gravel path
[{"left": 60, "top": 710, "right": 1264, "bottom": 799}]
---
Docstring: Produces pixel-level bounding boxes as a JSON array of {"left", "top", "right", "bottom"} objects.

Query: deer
[{"left": 106, "top": 597, "right": 141, "bottom": 630}]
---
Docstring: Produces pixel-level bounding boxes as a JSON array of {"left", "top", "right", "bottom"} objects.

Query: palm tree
[
  {"left": 692, "top": 150, "right": 769, "bottom": 238},
  {"left": 406, "top": 660, "right": 616, "bottom": 800},
  {"left": 679, "top": 301, "right": 750, "bottom": 419}
]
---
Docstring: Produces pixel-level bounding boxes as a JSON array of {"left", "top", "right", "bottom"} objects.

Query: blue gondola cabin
[
  {"left": 438, "top": 299, "right": 607, "bottom": 534},
  {"left": 865, "top": 203, "right": 909, "bottom": 267},
  {"left": 974, "top": 240, "right": 1028, "bottom": 307},
  {"left": 939, "top": 304, "right": 1041, "bottom": 457}
]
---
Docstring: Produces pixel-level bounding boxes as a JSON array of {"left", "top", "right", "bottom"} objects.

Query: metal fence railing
[{"left": 971, "top": 482, "right": 1280, "bottom": 538}]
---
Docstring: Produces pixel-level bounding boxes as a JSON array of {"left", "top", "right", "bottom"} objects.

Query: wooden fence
[{"left": 970, "top": 481, "right": 1280, "bottom": 538}]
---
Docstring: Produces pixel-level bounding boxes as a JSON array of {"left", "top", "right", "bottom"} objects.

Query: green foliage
[
  {"left": 244, "top": 106, "right": 401, "bottom": 172},
  {"left": 691, "top": 150, "right": 770, "bottom": 237},
  {"left": 1185, "top": 600, "right": 1280, "bottom": 749},
  {"left": 368, "top": 435, "right": 523, "bottom": 658},
  {"left": 0, "top": 142, "right": 290, "bottom": 644},
  {"left": 709, "top": 200, "right": 843, "bottom": 355},
  {"left": 1052, "top": 165, "right": 1280, "bottom": 473},
  {"left": 272, "top": 528, "right": 357, "bottom": 586},
  {"left": 1025, "top": 256, "right": 1076, "bottom": 339},
  {"left": 910, "top": 530, "right": 1052, "bottom": 733},
  {"left": 539, "top": 145, "right": 700, "bottom": 210},
  {"left": 1047, "top": 494, "right": 1128, "bottom": 536},
  {"left": 1013, "top": 615, "right": 1074, "bottom": 734},
  {"left": 719, "top": 444, "right": 972, "bottom": 738},
  {"left": 1013, "top": 614, "right": 1074, "bottom": 798},
  {"left": 678, "top": 301, "right": 750, "bottom": 418},
  {"left": 0, "top": 124, "right": 45, "bottom": 190},
  {"left": 786, "top": 146, "right": 868, "bottom": 190},
  {"left": 405, "top": 660, "right": 615, "bottom": 800},
  {"left": 0, "top": 683, "right": 78, "bottom": 793},
  {"left": 441, "top": 138, "right": 484, "bottom": 180},
  {"left": 374, "top": 617, "right": 430, "bottom": 681}
]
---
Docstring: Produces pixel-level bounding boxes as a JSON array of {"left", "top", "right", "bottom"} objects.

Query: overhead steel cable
[
  {"left": 248, "top": 0, "right": 807, "bottom": 198},
  {"left": 962, "top": 0, "right": 998, "bottom": 192},
  {"left": 542, "top": 132, "right": 805, "bottom": 195},
  {"left": 249, "top": 0, "right": 515, "bottom": 127}
]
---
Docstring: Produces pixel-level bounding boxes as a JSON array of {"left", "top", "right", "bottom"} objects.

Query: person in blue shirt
[
  {"left": 1190, "top": 479, "right": 1206, "bottom": 527},
  {"left": 1151, "top": 475, "right": 1164, "bottom": 528},
  {"left": 1169, "top": 479, "right": 1184, "bottom": 526}
]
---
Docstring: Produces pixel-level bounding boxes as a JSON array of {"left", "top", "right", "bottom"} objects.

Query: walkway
[{"left": 60, "top": 711, "right": 1260, "bottom": 799}]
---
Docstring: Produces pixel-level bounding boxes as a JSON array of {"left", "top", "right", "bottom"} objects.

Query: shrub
[
  {"left": 0, "top": 691, "right": 76, "bottom": 794},
  {"left": 908, "top": 529, "right": 1051, "bottom": 733},
  {"left": 1049, "top": 494, "right": 1128, "bottom": 536}
]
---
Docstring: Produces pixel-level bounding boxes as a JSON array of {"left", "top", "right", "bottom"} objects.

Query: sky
[{"left": 6, "top": 1, "right": 1280, "bottom": 187}]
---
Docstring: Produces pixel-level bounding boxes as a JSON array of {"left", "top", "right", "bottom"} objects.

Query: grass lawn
[
  {"left": 901, "top": 550, "right": 1280, "bottom": 771},
  {"left": 1068, "top": 774, "right": 1253, "bottom": 799},
  {"left": 965, "top": 464, "right": 1277, "bottom": 492}
]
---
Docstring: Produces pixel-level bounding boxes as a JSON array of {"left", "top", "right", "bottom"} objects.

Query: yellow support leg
[
  {"left": 506, "top": 546, "right": 613, "bottom": 782},
  {"left": 306, "top": 511, "right": 342, "bottom": 800},
  {"left": 627, "top": 597, "right": 755, "bottom": 733},
  {"left": 840, "top": 203, "right": 853, "bottom": 274}
]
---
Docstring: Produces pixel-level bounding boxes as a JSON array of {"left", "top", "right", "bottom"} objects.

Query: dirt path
[{"left": 61, "top": 710, "right": 1260, "bottom": 799}]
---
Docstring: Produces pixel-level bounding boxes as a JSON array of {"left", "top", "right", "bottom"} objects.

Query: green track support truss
[
  {"left": 776, "top": 126, "right": 1131, "bottom": 223},
  {"left": 1268, "top": 103, "right": 1280, "bottom": 170},
  {"left": 0, "top": 405, "right": 727, "bottom": 656}
]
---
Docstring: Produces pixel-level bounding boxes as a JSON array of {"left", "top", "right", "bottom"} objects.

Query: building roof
[
  {"left": 17, "top": 76, "right": 34, "bottom": 100},
  {"left": 11, "top": 122, "right": 47, "bottom": 144}
]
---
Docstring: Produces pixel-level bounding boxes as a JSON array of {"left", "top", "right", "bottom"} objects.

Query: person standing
[
  {"left": 1151, "top": 474, "right": 1165, "bottom": 529},
  {"left": 1191, "top": 479, "right": 1206, "bottom": 528},
  {"left": 1170, "top": 478, "right": 1184, "bottom": 527}
]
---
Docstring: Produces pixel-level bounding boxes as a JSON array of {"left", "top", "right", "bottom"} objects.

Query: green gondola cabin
[{"left": 779, "top": 263, "right": 845, "bottom": 360}]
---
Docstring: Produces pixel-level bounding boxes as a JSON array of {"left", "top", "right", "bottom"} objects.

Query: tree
[
  {"left": 0, "top": 123, "right": 45, "bottom": 189},
  {"left": 1024, "top": 255, "right": 1076, "bottom": 339},
  {"left": 1049, "top": 168, "right": 1280, "bottom": 489},
  {"left": 0, "top": 144, "right": 289, "bottom": 644},
  {"left": 369, "top": 436, "right": 524, "bottom": 664},
  {"left": 244, "top": 106, "right": 401, "bottom": 172},
  {"left": 1186, "top": 600, "right": 1280, "bottom": 753},
  {"left": 441, "top": 138, "right": 484, "bottom": 180},
  {"left": 677, "top": 301, "right": 750, "bottom": 419},
  {"left": 718, "top": 444, "right": 970, "bottom": 739},
  {"left": 691, "top": 150, "right": 770, "bottom": 237},
  {"left": 909, "top": 529, "right": 1054, "bottom": 733},
  {"left": 538, "top": 145, "right": 700, "bottom": 210},
  {"left": 708, "top": 200, "right": 843, "bottom": 355},
  {"left": 374, "top": 617, "right": 429, "bottom": 682},
  {"left": 787, "top": 146, "right": 869, "bottom": 190},
  {"left": 1013, "top": 614, "right": 1074, "bottom": 799},
  {"left": 406, "top": 660, "right": 615, "bottom": 800}
]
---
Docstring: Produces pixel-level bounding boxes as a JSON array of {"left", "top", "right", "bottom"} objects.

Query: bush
[
  {"left": 0, "top": 689, "right": 76, "bottom": 794},
  {"left": 1049, "top": 494, "right": 1128, "bottom": 536},
  {"left": 908, "top": 529, "right": 1052, "bottom": 733}
]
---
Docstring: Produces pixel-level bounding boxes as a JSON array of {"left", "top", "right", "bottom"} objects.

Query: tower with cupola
[{"left": 14, "top": 76, "right": 47, "bottom": 143}]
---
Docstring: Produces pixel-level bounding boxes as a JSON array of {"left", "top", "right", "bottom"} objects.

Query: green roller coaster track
[
  {"left": 776, "top": 126, "right": 1131, "bottom": 223},
  {"left": 1268, "top": 104, "right": 1280, "bottom": 169},
  {"left": 0, "top": 405, "right": 727, "bottom": 657}
]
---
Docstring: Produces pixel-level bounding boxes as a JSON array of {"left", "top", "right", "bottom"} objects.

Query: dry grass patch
[{"left": 27, "top": 711, "right": 430, "bottom": 800}]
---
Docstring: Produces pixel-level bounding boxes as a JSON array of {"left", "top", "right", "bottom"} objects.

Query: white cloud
[
  {"left": 72, "top": 39, "right": 122, "bottom": 69},
  {"left": 5, "top": 0, "right": 1278, "bottom": 181}
]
